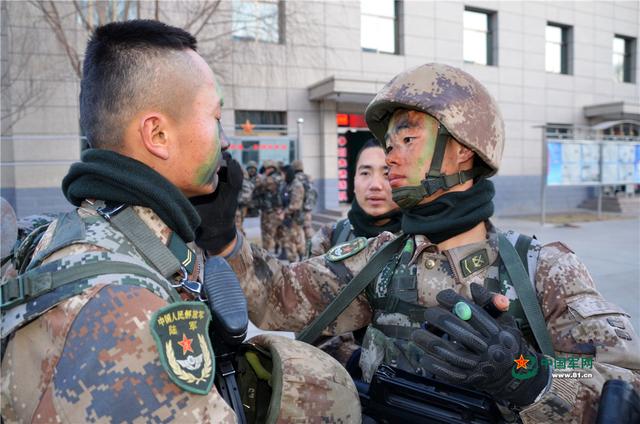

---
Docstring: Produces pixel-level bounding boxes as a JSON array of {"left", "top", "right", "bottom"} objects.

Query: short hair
[
  {"left": 80, "top": 20, "right": 198, "bottom": 149},
  {"left": 355, "top": 139, "right": 384, "bottom": 168}
]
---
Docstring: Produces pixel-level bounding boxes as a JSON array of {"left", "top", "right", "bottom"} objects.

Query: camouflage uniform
[
  {"left": 235, "top": 170, "right": 255, "bottom": 236},
  {"left": 227, "top": 223, "right": 640, "bottom": 423},
  {"left": 254, "top": 168, "right": 284, "bottom": 253},
  {"left": 282, "top": 176, "right": 305, "bottom": 262},
  {"left": 226, "top": 63, "right": 640, "bottom": 423},
  {"left": 1, "top": 203, "right": 361, "bottom": 423},
  {"left": 295, "top": 172, "right": 315, "bottom": 242},
  {"left": 308, "top": 219, "right": 354, "bottom": 258}
]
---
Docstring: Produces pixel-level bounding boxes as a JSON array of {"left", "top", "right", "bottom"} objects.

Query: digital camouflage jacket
[
  {"left": 1, "top": 204, "right": 238, "bottom": 423},
  {"left": 227, "top": 222, "right": 640, "bottom": 423}
]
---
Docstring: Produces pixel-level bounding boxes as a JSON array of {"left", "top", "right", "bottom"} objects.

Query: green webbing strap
[
  {"left": 1, "top": 258, "right": 181, "bottom": 312},
  {"left": 331, "top": 219, "right": 352, "bottom": 247},
  {"left": 514, "top": 234, "right": 533, "bottom": 274},
  {"left": 498, "top": 234, "right": 555, "bottom": 357},
  {"left": 297, "top": 235, "right": 406, "bottom": 344},
  {"left": 106, "top": 207, "right": 182, "bottom": 278}
]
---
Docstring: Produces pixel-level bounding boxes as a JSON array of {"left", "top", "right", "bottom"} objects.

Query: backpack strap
[
  {"left": 498, "top": 233, "right": 555, "bottom": 357},
  {"left": 297, "top": 235, "right": 406, "bottom": 344},
  {"left": 331, "top": 218, "right": 353, "bottom": 247},
  {"left": 1, "top": 251, "right": 182, "bottom": 338}
]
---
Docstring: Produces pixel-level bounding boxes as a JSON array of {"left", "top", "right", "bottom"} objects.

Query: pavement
[{"left": 242, "top": 214, "right": 640, "bottom": 336}]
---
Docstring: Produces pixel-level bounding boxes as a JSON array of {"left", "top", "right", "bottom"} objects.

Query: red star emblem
[
  {"left": 241, "top": 119, "right": 255, "bottom": 134},
  {"left": 514, "top": 354, "right": 530, "bottom": 369},
  {"left": 177, "top": 334, "right": 194, "bottom": 355}
]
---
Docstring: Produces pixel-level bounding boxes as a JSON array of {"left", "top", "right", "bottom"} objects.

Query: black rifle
[
  {"left": 202, "top": 256, "right": 249, "bottom": 424},
  {"left": 356, "top": 365, "right": 508, "bottom": 424}
]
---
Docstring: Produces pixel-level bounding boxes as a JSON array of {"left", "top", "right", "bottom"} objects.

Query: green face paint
[
  {"left": 194, "top": 145, "right": 221, "bottom": 187},
  {"left": 405, "top": 114, "right": 437, "bottom": 186}
]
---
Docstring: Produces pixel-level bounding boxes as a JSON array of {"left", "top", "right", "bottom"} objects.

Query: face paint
[{"left": 194, "top": 144, "right": 221, "bottom": 187}]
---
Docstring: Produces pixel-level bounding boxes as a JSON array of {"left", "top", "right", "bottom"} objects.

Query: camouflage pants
[
  {"left": 282, "top": 222, "right": 305, "bottom": 262},
  {"left": 303, "top": 212, "right": 314, "bottom": 241},
  {"left": 260, "top": 211, "right": 281, "bottom": 252}
]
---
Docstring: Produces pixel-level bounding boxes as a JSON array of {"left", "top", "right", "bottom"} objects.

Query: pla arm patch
[
  {"left": 150, "top": 301, "right": 215, "bottom": 395},
  {"left": 325, "top": 236, "right": 367, "bottom": 262}
]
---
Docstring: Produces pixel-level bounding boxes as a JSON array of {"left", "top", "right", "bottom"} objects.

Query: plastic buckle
[
  {"left": 96, "top": 204, "right": 126, "bottom": 222},
  {"left": 0, "top": 277, "right": 25, "bottom": 310}
]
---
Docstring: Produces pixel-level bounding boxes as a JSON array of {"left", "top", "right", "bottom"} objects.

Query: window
[
  {"left": 463, "top": 8, "right": 496, "bottom": 66},
  {"left": 232, "top": 0, "right": 282, "bottom": 43},
  {"left": 235, "top": 110, "right": 287, "bottom": 134},
  {"left": 613, "top": 36, "right": 636, "bottom": 83},
  {"left": 361, "top": 0, "right": 400, "bottom": 54},
  {"left": 546, "top": 23, "right": 572, "bottom": 74}
]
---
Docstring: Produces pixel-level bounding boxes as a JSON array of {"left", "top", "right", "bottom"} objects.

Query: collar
[{"left": 410, "top": 221, "right": 499, "bottom": 282}]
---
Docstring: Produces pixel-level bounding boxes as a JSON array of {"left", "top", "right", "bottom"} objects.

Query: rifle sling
[
  {"left": 498, "top": 233, "right": 555, "bottom": 357},
  {"left": 297, "top": 235, "right": 406, "bottom": 344}
]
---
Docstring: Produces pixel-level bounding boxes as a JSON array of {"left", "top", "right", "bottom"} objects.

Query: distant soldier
[
  {"left": 245, "top": 161, "right": 259, "bottom": 217},
  {"left": 254, "top": 159, "right": 283, "bottom": 252},
  {"left": 291, "top": 159, "right": 318, "bottom": 254},
  {"left": 235, "top": 164, "right": 255, "bottom": 236},
  {"left": 281, "top": 166, "right": 306, "bottom": 262}
]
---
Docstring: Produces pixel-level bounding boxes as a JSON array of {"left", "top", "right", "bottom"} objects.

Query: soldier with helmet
[
  {"left": 290, "top": 159, "right": 318, "bottom": 254},
  {"left": 253, "top": 159, "right": 284, "bottom": 253},
  {"left": 215, "top": 63, "right": 640, "bottom": 422}
]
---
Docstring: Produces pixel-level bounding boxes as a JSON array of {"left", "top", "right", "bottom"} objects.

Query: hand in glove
[
  {"left": 191, "top": 152, "right": 243, "bottom": 255},
  {"left": 411, "top": 283, "right": 551, "bottom": 407}
]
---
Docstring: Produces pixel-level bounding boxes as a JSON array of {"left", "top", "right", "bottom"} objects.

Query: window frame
[
  {"left": 463, "top": 6, "right": 497, "bottom": 66},
  {"left": 613, "top": 35, "right": 636, "bottom": 83},
  {"left": 231, "top": 0, "right": 284, "bottom": 44},
  {"left": 360, "top": 0, "right": 402, "bottom": 55},
  {"left": 546, "top": 22, "right": 573, "bottom": 75}
]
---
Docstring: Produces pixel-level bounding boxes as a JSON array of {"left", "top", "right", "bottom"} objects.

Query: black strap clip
[
  {"left": 0, "top": 276, "right": 25, "bottom": 311},
  {"left": 96, "top": 203, "right": 126, "bottom": 222}
]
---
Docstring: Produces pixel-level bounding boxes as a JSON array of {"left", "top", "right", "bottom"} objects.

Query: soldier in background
[
  {"left": 290, "top": 159, "right": 317, "bottom": 254},
  {"left": 308, "top": 140, "right": 400, "bottom": 258},
  {"left": 244, "top": 161, "right": 259, "bottom": 218},
  {"left": 281, "top": 166, "right": 306, "bottom": 262},
  {"left": 235, "top": 164, "right": 255, "bottom": 236},
  {"left": 254, "top": 159, "right": 284, "bottom": 253}
]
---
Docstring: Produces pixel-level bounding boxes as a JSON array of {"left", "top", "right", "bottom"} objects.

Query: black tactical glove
[
  {"left": 411, "top": 283, "right": 551, "bottom": 408},
  {"left": 191, "top": 152, "right": 243, "bottom": 255}
]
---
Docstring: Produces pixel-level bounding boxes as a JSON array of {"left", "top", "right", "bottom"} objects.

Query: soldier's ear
[
  {"left": 139, "top": 113, "right": 170, "bottom": 160},
  {"left": 456, "top": 143, "right": 474, "bottom": 164}
]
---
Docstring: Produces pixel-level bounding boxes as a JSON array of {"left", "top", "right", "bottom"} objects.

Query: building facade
[{"left": 1, "top": 0, "right": 639, "bottom": 216}]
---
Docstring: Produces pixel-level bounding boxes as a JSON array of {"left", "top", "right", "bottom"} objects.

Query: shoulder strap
[
  {"left": 498, "top": 233, "right": 554, "bottom": 357},
  {"left": 297, "top": 235, "right": 406, "bottom": 344},
  {"left": 1, "top": 253, "right": 182, "bottom": 337},
  {"left": 331, "top": 218, "right": 352, "bottom": 247}
]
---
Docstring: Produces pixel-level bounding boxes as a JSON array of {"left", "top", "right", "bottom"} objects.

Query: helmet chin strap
[{"left": 391, "top": 124, "right": 479, "bottom": 210}]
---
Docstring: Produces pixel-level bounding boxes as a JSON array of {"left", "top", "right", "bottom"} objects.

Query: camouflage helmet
[
  {"left": 291, "top": 159, "right": 304, "bottom": 172},
  {"left": 262, "top": 159, "right": 277, "bottom": 170},
  {"left": 247, "top": 334, "right": 360, "bottom": 422},
  {"left": 365, "top": 63, "right": 504, "bottom": 176},
  {"left": 246, "top": 160, "right": 258, "bottom": 170}
]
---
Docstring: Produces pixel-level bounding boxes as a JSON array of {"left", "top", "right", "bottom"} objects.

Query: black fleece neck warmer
[
  {"left": 348, "top": 199, "right": 402, "bottom": 238},
  {"left": 61, "top": 149, "right": 201, "bottom": 242},
  {"left": 401, "top": 179, "right": 495, "bottom": 244}
]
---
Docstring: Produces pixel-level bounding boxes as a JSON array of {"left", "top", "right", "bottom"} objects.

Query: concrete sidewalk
[
  {"left": 493, "top": 217, "right": 640, "bottom": 331},
  {"left": 243, "top": 216, "right": 640, "bottom": 335}
]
